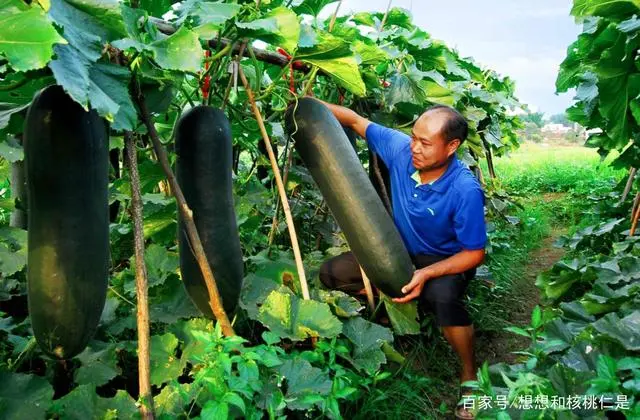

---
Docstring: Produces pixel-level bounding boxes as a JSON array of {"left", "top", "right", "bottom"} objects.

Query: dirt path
[{"left": 477, "top": 224, "right": 567, "bottom": 366}]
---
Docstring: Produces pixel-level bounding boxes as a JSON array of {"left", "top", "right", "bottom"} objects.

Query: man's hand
[{"left": 392, "top": 266, "right": 435, "bottom": 303}]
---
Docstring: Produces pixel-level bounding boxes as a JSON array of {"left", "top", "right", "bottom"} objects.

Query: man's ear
[{"left": 447, "top": 139, "right": 461, "bottom": 157}]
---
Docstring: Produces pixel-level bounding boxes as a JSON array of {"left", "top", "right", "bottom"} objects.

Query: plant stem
[
  {"left": 124, "top": 132, "right": 155, "bottom": 420},
  {"left": 238, "top": 66, "right": 311, "bottom": 300},
  {"left": 328, "top": 0, "right": 343, "bottom": 32},
  {"left": 132, "top": 82, "right": 235, "bottom": 337}
]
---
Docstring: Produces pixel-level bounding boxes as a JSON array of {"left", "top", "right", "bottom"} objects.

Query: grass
[
  {"left": 487, "top": 143, "right": 624, "bottom": 195},
  {"left": 355, "top": 142, "right": 627, "bottom": 418}
]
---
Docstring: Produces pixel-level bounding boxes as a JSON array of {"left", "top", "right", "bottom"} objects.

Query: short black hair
[{"left": 424, "top": 104, "right": 468, "bottom": 144}]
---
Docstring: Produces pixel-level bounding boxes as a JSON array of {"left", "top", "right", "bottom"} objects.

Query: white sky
[{"left": 331, "top": 0, "right": 581, "bottom": 116}]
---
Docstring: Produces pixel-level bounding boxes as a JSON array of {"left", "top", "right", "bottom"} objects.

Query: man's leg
[
  {"left": 420, "top": 273, "right": 476, "bottom": 382},
  {"left": 442, "top": 325, "right": 476, "bottom": 383},
  {"left": 318, "top": 251, "right": 366, "bottom": 295}
]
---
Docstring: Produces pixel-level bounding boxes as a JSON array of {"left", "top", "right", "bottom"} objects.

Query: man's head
[{"left": 410, "top": 105, "right": 468, "bottom": 171}]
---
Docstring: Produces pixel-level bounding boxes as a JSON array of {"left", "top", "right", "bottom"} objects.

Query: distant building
[{"left": 541, "top": 123, "right": 572, "bottom": 134}]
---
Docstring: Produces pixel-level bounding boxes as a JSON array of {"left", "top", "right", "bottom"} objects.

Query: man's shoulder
[{"left": 450, "top": 166, "right": 483, "bottom": 194}]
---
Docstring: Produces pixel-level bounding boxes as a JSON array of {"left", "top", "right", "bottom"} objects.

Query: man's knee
[
  {"left": 318, "top": 252, "right": 364, "bottom": 294},
  {"left": 420, "top": 274, "right": 472, "bottom": 327}
]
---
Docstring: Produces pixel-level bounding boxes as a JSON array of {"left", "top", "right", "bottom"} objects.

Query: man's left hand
[{"left": 392, "top": 267, "right": 434, "bottom": 303}]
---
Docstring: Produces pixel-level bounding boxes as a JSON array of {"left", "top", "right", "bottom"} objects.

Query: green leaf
[
  {"left": 237, "top": 7, "right": 300, "bottom": 54},
  {"left": 0, "top": 372, "right": 53, "bottom": 420},
  {"left": 169, "top": 318, "right": 213, "bottom": 363},
  {"left": 504, "top": 326, "right": 530, "bottom": 338},
  {"left": 0, "top": 240, "right": 27, "bottom": 277},
  {"left": 0, "top": 0, "right": 66, "bottom": 71},
  {"left": 293, "top": 0, "right": 339, "bottom": 16},
  {"left": 295, "top": 30, "right": 366, "bottom": 95},
  {"left": 572, "top": 0, "right": 640, "bottom": 19},
  {"left": 376, "top": 7, "right": 413, "bottom": 30},
  {"left": 353, "top": 40, "right": 389, "bottom": 66},
  {"left": 531, "top": 305, "right": 542, "bottom": 329},
  {"left": 48, "top": 0, "right": 127, "bottom": 61},
  {"left": 277, "top": 358, "right": 332, "bottom": 410},
  {"left": 88, "top": 62, "right": 136, "bottom": 131},
  {"left": 592, "top": 311, "right": 640, "bottom": 351},
  {"left": 257, "top": 287, "right": 342, "bottom": 341},
  {"left": 201, "top": 400, "right": 229, "bottom": 419},
  {"left": 50, "top": 384, "right": 137, "bottom": 420},
  {"left": 74, "top": 341, "right": 121, "bottom": 387},
  {"left": 385, "top": 70, "right": 426, "bottom": 109},
  {"left": 142, "top": 243, "right": 179, "bottom": 289},
  {"left": 49, "top": 44, "right": 91, "bottom": 107},
  {"left": 155, "top": 383, "right": 191, "bottom": 417},
  {"left": 151, "top": 26, "right": 204, "bottom": 73},
  {"left": 239, "top": 274, "right": 280, "bottom": 319},
  {"left": 314, "top": 289, "right": 363, "bottom": 318},
  {"left": 342, "top": 317, "right": 393, "bottom": 373},
  {"left": 382, "top": 294, "right": 420, "bottom": 335},
  {"left": 150, "top": 333, "right": 186, "bottom": 386},
  {"left": 139, "top": 0, "right": 175, "bottom": 18},
  {"left": 176, "top": 1, "right": 242, "bottom": 39},
  {"left": 0, "top": 140, "right": 23, "bottom": 163}
]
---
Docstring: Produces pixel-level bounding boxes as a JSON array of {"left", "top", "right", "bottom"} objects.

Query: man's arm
[
  {"left": 317, "top": 100, "right": 371, "bottom": 139},
  {"left": 392, "top": 249, "right": 485, "bottom": 304}
]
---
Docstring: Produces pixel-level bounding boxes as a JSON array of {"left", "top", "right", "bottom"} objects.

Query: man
[{"left": 318, "top": 102, "right": 487, "bottom": 419}]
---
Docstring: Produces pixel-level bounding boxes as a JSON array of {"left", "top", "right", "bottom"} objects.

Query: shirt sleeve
[
  {"left": 365, "top": 122, "right": 410, "bottom": 167},
  {"left": 453, "top": 182, "right": 487, "bottom": 250}
]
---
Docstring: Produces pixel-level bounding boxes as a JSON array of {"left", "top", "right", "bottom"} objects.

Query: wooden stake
[
  {"left": 631, "top": 193, "right": 640, "bottom": 236},
  {"left": 268, "top": 148, "right": 295, "bottom": 246},
  {"left": 619, "top": 167, "right": 637, "bottom": 205},
  {"left": 124, "top": 132, "right": 155, "bottom": 419},
  {"left": 238, "top": 66, "right": 311, "bottom": 300},
  {"left": 133, "top": 84, "right": 235, "bottom": 337},
  {"left": 359, "top": 266, "right": 376, "bottom": 312}
]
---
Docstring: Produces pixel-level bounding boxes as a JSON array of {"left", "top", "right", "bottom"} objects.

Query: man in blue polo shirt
[{"left": 318, "top": 102, "right": 486, "bottom": 418}]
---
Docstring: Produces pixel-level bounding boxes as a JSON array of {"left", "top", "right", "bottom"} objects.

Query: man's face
[{"left": 409, "top": 110, "right": 460, "bottom": 171}]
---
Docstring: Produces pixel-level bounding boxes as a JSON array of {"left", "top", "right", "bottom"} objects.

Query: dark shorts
[{"left": 319, "top": 252, "right": 475, "bottom": 327}]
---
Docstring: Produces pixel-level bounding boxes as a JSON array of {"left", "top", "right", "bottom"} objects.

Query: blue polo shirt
[{"left": 366, "top": 122, "right": 487, "bottom": 256}]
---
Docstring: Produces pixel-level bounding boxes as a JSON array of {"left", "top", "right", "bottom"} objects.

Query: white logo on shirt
[{"left": 427, "top": 208, "right": 435, "bottom": 216}]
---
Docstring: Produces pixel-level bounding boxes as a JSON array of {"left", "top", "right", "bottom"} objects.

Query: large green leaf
[
  {"left": 50, "top": 384, "right": 137, "bottom": 420},
  {"left": 49, "top": 44, "right": 91, "bottom": 107},
  {"left": 0, "top": 372, "right": 53, "bottom": 420},
  {"left": 151, "top": 26, "right": 204, "bottom": 73},
  {"left": 257, "top": 287, "right": 342, "bottom": 340},
  {"left": 150, "top": 333, "right": 187, "bottom": 386},
  {"left": 296, "top": 30, "right": 366, "bottom": 96},
  {"left": 385, "top": 69, "right": 426, "bottom": 109},
  {"left": 239, "top": 274, "right": 280, "bottom": 319},
  {"left": 381, "top": 294, "right": 420, "bottom": 335},
  {"left": 48, "top": 0, "right": 127, "bottom": 61},
  {"left": 293, "top": 0, "right": 339, "bottom": 16},
  {"left": 237, "top": 7, "right": 300, "bottom": 54},
  {"left": 178, "top": 1, "right": 242, "bottom": 39},
  {"left": 0, "top": 0, "right": 66, "bottom": 71},
  {"left": 342, "top": 317, "right": 393, "bottom": 373},
  {"left": 592, "top": 311, "right": 640, "bottom": 351},
  {"left": 277, "top": 358, "right": 332, "bottom": 410},
  {"left": 353, "top": 40, "right": 389, "bottom": 66},
  {"left": 74, "top": 341, "right": 121, "bottom": 387},
  {"left": 88, "top": 62, "right": 136, "bottom": 131},
  {"left": 572, "top": 0, "right": 640, "bottom": 19}
]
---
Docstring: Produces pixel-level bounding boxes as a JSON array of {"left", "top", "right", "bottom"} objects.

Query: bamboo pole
[
  {"left": 124, "top": 132, "right": 155, "bottom": 419},
  {"left": 359, "top": 266, "right": 376, "bottom": 312},
  {"left": 631, "top": 193, "right": 640, "bottom": 236},
  {"left": 619, "top": 167, "right": 637, "bottom": 205},
  {"left": 238, "top": 66, "right": 311, "bottom": 300}
]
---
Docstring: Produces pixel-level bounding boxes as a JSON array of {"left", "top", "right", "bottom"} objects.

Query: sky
[{"left": 332, "top": 0, "right": 581, "bottom": 116}]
